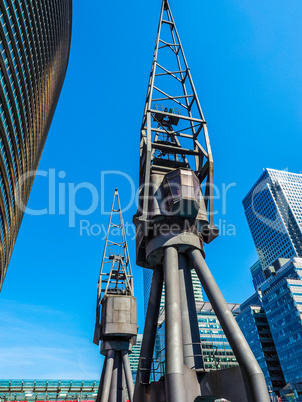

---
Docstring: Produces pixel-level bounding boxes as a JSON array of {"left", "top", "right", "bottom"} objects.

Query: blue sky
[{"left": 1, "top": 0, "right": 302, "bottom": 379}]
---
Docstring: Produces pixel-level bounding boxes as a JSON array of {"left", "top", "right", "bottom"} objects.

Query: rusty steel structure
[
  {"left": 132, "top": 1, "right": 270, "bottom": 401},
  {"left": 94, "top": 189, "right": 137, "bottom": 402}
]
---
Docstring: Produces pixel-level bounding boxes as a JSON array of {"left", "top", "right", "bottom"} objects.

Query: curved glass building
[{"left": 0, "top": 0, "right": 72, "bottom": 289}]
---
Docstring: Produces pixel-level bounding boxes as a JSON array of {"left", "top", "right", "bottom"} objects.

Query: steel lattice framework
[
  {"left": 94, "top": 188, "right": 134, "bottom": 339},
  {"left": 94, "top": 189, "right": 137, "bottom": 402},
  {"left": 132, "top": 1, "right": 270, "bottom": 401},
  {"left": 134, "top": 0, "right": 216, "bottom": 244}
]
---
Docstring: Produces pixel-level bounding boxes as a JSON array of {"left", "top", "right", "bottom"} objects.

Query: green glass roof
[{"left": 0, "top": 380, "right": 99, "bottom": 401}]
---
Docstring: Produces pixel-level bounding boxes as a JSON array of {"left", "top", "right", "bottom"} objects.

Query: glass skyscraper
[
  {"left": 143, "top": 267, "right": 203, "bottom": 318},
  {"left": 143, "top": 268, "right": 153, "bottom": 319},
  {"left": 236, "top": 305, "right": 285, "bottom": 395},
  {"left": 261, "top": 258, "right": 302, "bottom": 384},
  {"left": 129, "top": 334, "right": 143, "bottom": 383},
  {"left": 0, "top": 1, "right": 72, "bottom": 290},
  {"left": 250, "top": 260, "right": 266, "bottom": 291},
  {"left": 243, "top": 169, "right": 302, "bottom": 272},
  {"left": 239, "top": 169, "right": 302, "bottom": 398},
  {"left": 196, "top": 301, "right": 239, "bottom": 370},
  {"left": 237, "top": 257, "right": 302, "bottom": 398},
  {"left": 142, "top": 266, "right": 237, "bottom": 379},
  {"left": 152, "top": 301, "right": 239, "bottom": 377}
]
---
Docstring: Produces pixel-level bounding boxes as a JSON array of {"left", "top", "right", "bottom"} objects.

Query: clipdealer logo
[{"left": 16, "top": 169, "right": 237, "bottom": 238}]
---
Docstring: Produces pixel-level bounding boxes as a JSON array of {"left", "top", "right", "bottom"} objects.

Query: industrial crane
[
  {"left": 94, "top": 189, "right": 137, "bottom": 402},
  {"left": 132, "top": 1, "right": 270, "bottom": 401}
]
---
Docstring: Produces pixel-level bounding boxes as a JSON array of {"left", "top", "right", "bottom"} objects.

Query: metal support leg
[
  {"left": 188, "top": 248, "right": 270, "bottom": 402},
  {"left": 109, "top": 351, "right": 123, "bottom": 402},
  {"left": 135, "top": 266, "right": 163, "bottom": 387},
  {"left": 117, "top": 352, "right": 123, "bottom": 402},
  {"left": 122, "top": 350, "right": 134, "bottom": 402},
  {"left": 179, "top": 253, "right": 203, "bottom": 369},
  {"left": 163, "top": 246, "right": 186, "bottom": 402},
  {"left": 100, "top": 349, "right": 115, "bottom": 402},
  {"left": 96, "top": 357, "right": 107, "bottom": 402},
  {"left": 122, "top": 369, "right": 126, "bottom": 402}
]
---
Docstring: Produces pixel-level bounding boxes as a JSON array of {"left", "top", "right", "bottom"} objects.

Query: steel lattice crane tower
[
  {"left": 94, "top": 189, "right": 137, "bottom": 402},
  {"left": 132, "top": 1, "right": 270, "bottom": 401}
]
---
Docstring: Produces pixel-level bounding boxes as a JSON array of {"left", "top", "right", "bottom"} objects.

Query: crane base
[{"left": 134, "top": 366, "right": 251, "bottom": 402}]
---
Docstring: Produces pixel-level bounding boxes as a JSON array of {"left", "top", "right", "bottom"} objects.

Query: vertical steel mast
[
  {"left": 94, "top": 189, "right": 137, "bottom": 402},
  {"left": 133, "top": 1, "right": 270, "bottom": 401}
]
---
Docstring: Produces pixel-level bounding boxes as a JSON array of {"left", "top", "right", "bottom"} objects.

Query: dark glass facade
[
  {"left": 152, "top": 301, "right": 239, "bottom": 380},
  {"left": 261, "top": 258, "right": 302, "bottom": 383},
  {"left": 236, "top": 305, "right": 285, "bottom": 396},
  {"left": 238, "top": 257, "right": 302, "bottom": 397},
  {"left": 0, "top": 0, "right": 72, "bottom": 289},
  {"left": 243, "top": 169, "right": 302, "bottom": 272},
  {"left": 250, "top": 260, "right": 266, "bottom": 291},
  {"left": 129, "top": 333, "right": 143, "bottom": 383}
]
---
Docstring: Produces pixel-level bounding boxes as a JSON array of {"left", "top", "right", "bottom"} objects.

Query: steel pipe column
[
  {"left": 135, "top": 266, "right": 163, "bottom": 387},
  {"left": 96, "top": 357, "right": 107, "bottom": 402},
  {"left": 163, "top": 246, "right": 186, "bottom": 402},
  {"left": 109, "top": 351, "right": 123, "bottom": 402},
  {"left": 188, "top": 248, "right": 270, "bottom": 402},
  {"left": 178, "top": 253, "right": 203, "bottom": 370},
  {"left": 122, "top": 371, "right": 126, "bottom": 402},
  {"left": 100, "top": 350, "right": 115, "bottom": 402},
  {"left": 122, "top": 350, "right": 134, "bottom": 402}
]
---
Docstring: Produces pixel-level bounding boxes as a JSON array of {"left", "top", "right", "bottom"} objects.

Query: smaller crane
[{"left": 94, "top": 189, "right": 137, "bottom": 402}]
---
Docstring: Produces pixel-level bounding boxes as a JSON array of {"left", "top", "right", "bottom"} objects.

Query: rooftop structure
[{"left": 0, "top": 380, "right": 98, "bottom": 402}]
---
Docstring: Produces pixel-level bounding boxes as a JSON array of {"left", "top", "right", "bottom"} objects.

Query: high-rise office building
[
  {"left": 240, "top": 169, "right": 302, "bottom": 398},
  {"left": 129, "top": 334, "right": 143, "bottom": 383},
  {"left": 237, "top": 257, "right": 302, "bottom": 398},
  {"left": 250, "top": 260, "right": 266, "bottom": 291},
  {"left": 261, "top": 258, "right": 302, "bottom": 384},
  {"left": 192, "top": 272, "right": 204, "bottom": 302},
  {"left": 143, "top": 269, "right": 153, "bottom": 318},
  {"left": 243, "top": 169, "right": 302, "bottom": 272},
  {"left": 196, "top": 301, "right": 239, "bottom": 370},
  {"left": 236, "top": 305, "right": 285, "bottom": 395},
  {"left": 143, "top": 268, "right": 236, "bottom": 377},
  {"left": 0, "top": 0, "right": 72, "bottom": 290},
  {"left": 143, "top": 267, "right": 203, "bottom": 318},
  {"left": 153, "top": 301, "right": 239, "bottom": 376}
]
